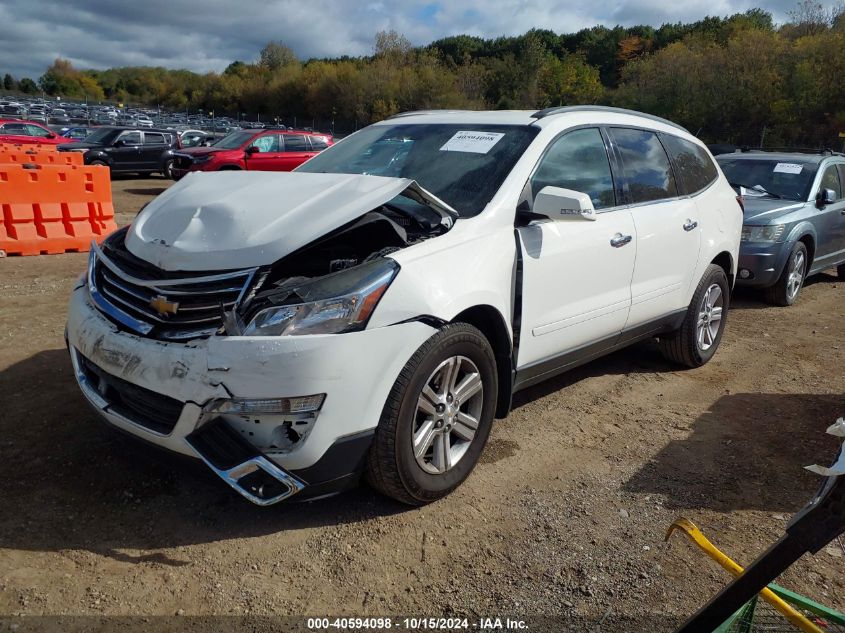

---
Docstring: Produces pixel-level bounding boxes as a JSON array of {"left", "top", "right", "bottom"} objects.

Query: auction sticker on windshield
[
  {"left": 440, "top": 131, "right": 504, "bottom": 154},
  {"left": 773, "top": 162, "right": 803, "bottom": 174}
]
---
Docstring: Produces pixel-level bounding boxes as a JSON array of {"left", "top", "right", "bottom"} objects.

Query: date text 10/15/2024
[{"left": 307, "top": 617, "right": 529, "bottom": 630}]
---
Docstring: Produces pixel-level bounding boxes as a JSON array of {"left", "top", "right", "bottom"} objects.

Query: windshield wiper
[{"left": 729, "top": 182, "right": 783, "bottom": 199}]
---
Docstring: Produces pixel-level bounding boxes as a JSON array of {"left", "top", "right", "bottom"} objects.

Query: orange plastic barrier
[
  {"left": 0, "top": 143, "right": 58, "bottom": 152},
  {"left": 0, "top": 150, "right": 83, "bottom": 166},
  {"left": 0, "top": 164, "right": 116, "bottom": 256}
]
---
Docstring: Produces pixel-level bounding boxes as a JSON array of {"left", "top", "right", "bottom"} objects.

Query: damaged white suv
[{"left": 66, "top": 107, "right": 742, "bottom": 506}]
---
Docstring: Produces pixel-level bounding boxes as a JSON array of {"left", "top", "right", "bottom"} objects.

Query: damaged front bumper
[{"left": 66, "top": 285, "right": 436, "bottom": 504}]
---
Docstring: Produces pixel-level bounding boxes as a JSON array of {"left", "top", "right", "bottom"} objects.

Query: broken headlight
[{"left": 243, "top": 258, "right": 399, "bottom": 336}]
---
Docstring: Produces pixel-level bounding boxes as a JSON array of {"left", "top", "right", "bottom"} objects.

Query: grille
[
  {"left": 77, "top": 352, "right": 184, "bottom": 435},
  {"left": 91, "top": 235, "right": 257, "bottom": 340}
]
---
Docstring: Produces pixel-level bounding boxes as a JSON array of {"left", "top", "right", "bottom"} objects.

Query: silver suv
[{"left": 717, "top": 150, "right": 845, "bottom": 305}]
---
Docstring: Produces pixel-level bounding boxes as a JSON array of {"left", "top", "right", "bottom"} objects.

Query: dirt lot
[{"left": 1, "top": 176, "right": 844, "bottom": 630}]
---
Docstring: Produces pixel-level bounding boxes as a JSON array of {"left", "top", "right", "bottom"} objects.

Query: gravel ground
[{"left": 0, "top": 177, "right": 843, "bottom": 631}]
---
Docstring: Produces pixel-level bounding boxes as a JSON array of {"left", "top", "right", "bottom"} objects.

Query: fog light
[
  {"left": 209, "top": 394, "right": 325, "bottom": 415},
  {"left": 739, "top": 269, "right": 751, "bottom": 279}
]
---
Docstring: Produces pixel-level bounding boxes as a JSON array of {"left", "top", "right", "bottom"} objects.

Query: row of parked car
[{"left": 63, "top": 106, "right": 845, "bottom": 508}]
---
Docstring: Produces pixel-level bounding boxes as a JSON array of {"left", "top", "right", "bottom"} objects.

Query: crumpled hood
[
  {"left": 741, "top": 196, "right": 805, "bottom": 224},
  {"left": 126, "top": 171, "right": 455, "bottom": 271}
]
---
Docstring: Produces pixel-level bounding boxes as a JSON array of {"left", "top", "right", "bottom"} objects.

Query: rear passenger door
[
  {"left": 279, "top": 134, "right": 312, "bottom": 171},
  {"left": 608, "top": 127, "right": 701, "bottom": 327},
  {"left": 140, "top": 132, "right": 168, "bottom": 170},
  {"left": 0, "top": 122, "right": 32, "bottom": 144}
]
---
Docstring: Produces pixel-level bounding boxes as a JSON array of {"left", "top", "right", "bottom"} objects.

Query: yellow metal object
[{"left": 666, "top": 518, "right": 823, "bottom": 633}]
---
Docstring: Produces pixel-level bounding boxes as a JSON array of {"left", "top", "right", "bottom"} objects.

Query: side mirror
[
  {"left": 113, "top": 139, "right": 126, "bottom": 147},
  {"left": 531, "top": 186, "right": 597, "bottom": 221},
  {"left": 46, "top": 133, "right": 56, "bottom": 139},
  {"left": 245, "top": 145, "right": 260, "bottom": 155},
  {"left": 817, "top": 188, "right": 837, "bottom": 207}
]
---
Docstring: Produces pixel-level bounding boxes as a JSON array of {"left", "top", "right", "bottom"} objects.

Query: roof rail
[
  {"left": 386, "top": 110, "right": 474, "bottom": 119},
  {"left": 738, "top": 146, "right": 845, "bottom": 157},
  {"left": 531, "top": 105, "right": 689, "bottom": 133}
]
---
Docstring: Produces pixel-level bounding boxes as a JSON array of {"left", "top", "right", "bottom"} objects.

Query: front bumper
[
  {"left": 66, "top": 286, "right": 435, "bottom": 502},
  {"left": 735, "top": 241, "right": 790, "bottom": 287}
]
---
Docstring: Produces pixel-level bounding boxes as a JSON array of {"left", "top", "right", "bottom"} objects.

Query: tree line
[{"left": 3, "top": 1, "right": 844, "bottom": 146}]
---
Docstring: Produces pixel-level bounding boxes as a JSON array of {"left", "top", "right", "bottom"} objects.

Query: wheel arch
[
  {"left": 218, "top": 164, "right": 242, "bottom": 170},
  {"left": 786, "top": 222, "right": 817, "bottom": 270},
  {"left": 711, "top": 251, "right": 734, "bottom": 288},
  {"left": 450, "top": 304, "right": 513, "bottom": 419}
]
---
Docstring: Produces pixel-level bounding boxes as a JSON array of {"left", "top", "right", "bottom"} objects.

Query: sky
[{"left": 1, "top": 0, "right": 811, "bottom": 80}]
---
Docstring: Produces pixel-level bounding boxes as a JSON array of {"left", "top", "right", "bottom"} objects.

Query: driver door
[
  {"left": 516, "top": 127, "right": 636, "bottom": 379},
  {"left": 108, "top": 130, "right": 142, "bottom": 170},
  {"left": 812, "top": 163, "right": 845, "bottom": 269},
  {"left": 244, "top": 133, "right": 283, "bottom": 171}
]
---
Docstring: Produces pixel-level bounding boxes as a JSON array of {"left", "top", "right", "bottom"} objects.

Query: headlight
[
  {"left": 243, "top": 258, "right": 399, "bottom": 336},
  {"left": 191, "top": 154, "right": 213, "bottom": 163},
  {"left": 741, "top": 224, "right": 786, "bottom": 242}
]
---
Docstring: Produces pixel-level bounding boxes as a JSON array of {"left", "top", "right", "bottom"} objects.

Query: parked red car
[
  {"left": 171, "top": 128, "right": 332, "bottom": 179},
  {"left": 0, "top": 119, "right": 77, "bottom": 145}
]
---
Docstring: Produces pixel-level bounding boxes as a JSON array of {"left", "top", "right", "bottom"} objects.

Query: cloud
[{"left": 0, "top": 0, "right": 816, "bottom": 80}]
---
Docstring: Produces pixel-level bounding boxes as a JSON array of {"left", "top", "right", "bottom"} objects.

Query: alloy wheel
[
  {"left": 787, "top": 250, "right": 805, "bottom": 302},
  {"left": 696, "top": 283, "right": 723, "bottom": 351},
  {"left": 413, "top": 355, "right": 484, "bottom": 475}
]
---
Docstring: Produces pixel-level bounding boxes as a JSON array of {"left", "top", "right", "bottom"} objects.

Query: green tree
[
  {"left": 3, "top": 73, "right": 14, "bottom": 90},
  {"left": 18, "top": 77, "right": 37, "bottom": 94}
]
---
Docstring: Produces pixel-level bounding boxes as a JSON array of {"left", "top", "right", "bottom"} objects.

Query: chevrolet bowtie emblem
[{"left": 149, "top": 295, "right": 179, "bottom": 317}]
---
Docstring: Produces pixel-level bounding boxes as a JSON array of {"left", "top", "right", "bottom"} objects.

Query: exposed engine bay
[{"left": 264, "top": 194, "right": 451, "bottom": 281}]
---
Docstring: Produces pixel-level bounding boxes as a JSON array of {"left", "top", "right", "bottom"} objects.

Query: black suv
[{"left": 58, "top": 126, "right": 180, "bottom": 178}]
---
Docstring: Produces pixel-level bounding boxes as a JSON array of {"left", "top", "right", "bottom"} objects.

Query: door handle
[
  {"left": 610, "top": 233, "right": 633, "bottom": 247},
  {"left": 683, "top": 219, "right": 698, "bottom": 231}
]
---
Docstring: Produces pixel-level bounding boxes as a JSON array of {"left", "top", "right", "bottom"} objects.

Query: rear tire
[
  {"left": 764, "top": 241, "right": 807, "bottom": 306},
  {"left": 659, "top": 264, "right": 730, "bottom": 368},
  {"left": 837, "top": 263, "right": 845, "bottom": 279},
  {"left": 365, "top": 323, "right": 497, "bottom": 506}
]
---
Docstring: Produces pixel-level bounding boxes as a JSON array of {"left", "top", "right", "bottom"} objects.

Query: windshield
[
  {"left": 717, "top": 157, "right": 818, "bottom": 201},
  {"left": 212, "top": 130, "right": 257, "bottom": 149},
  {"left": 296, "top": 123, "right": 539, "bottom": 216},
  {"left": 84, "top": 128, "right": 119, "bottom": 144}
]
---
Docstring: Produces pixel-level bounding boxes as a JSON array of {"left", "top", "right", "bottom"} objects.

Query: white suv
[{"left": 66, "top": 107, "right": 742, "bottom": 506}]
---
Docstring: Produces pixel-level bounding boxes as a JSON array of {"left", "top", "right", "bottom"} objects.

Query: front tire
[
  {"left": 765, "top": 241, "right": 807, "bottom": 306},
  {"left": 659, "top": 264, "right": 730, "bottom": 368},
  {"left": 366, "top": 323, "right": 497, "bottom": 506},
  {"left": 162, "top": 159, "right": 175, "bottom": 179}
]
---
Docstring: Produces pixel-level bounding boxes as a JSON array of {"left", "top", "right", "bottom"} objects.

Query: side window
[
  {"left": 610, "top": 128, "right": 678, "bottom": 203},
  {"left": 530, "top": 128, "right": 616, "bottom": 210},
  {"left": 143, "top": 132, "right": 165, "bottom": 145},
  {"left": 309, "top": 135, "right": 329, "bottom": 150},
  {"left": 26, "top": 124, "right": 52, "bottom": 138},
  {"left": 660, "top": 134, "right": 718, "bottom": 195},
  {"left": 819, "top": 164, "right": 842, "bottom": 198},
  {"left": 283, "top": 134, "right": 308, "bottom": 152},
  {"left": 838, "top": 165, "right": 845, "bottom": 195},
  {"left": 250, "top": 134, "right": 279, "bottom": 152},
  {"left": 3, "top": 123, "right": 29, "bottom": 135},
  {"left": 117, "top": 131, "right": 141, "bottom": 145}
]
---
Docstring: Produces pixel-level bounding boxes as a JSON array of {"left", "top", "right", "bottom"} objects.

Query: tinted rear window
[
  {"left": 661, "top": 134, "right": 718, "bottom": 195},
  {"left": 309, "top": 135, "right": 329, "bottom": 150},
  {"left": 610, "top": 128, "right": 678, "bottom": 203},
  {"left": 284, "top": 135, "right": 308, "bottom": 151}
]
